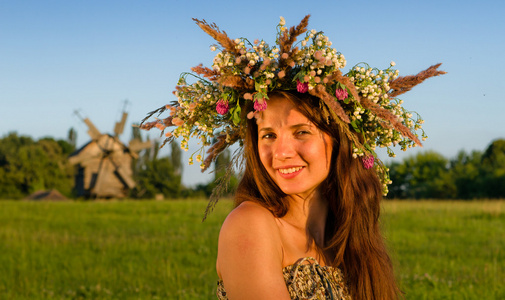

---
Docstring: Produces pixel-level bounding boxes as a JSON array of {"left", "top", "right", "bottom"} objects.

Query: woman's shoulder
[
  {"left": 217, "top": 201, "right": 283, "bottom": 273},
  {"left": 227, "top": 200, "right": 275, "bottom": 222},
  {"left": 219, "top": 201, "right": 280, "bottom": 241},
  {"left": 216, "top": 201, "right": 288, "bottom": 298}
]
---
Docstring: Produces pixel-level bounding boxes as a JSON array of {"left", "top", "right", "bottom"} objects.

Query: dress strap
[{"left": 289, "top": 257, "right": 335, "bottom": 300}]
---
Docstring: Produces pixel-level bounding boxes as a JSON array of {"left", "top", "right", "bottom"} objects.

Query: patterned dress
[{"left": 216, "top": 257, "right": 351, "bottom": 300}]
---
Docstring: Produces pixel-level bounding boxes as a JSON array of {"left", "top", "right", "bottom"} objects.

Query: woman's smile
[{"left": 277, "top": 166, "right": 304, "bottom": 175}]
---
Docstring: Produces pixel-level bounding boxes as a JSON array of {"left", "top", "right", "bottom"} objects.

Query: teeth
[{"left": 279, "top": 167, "right": 303, "bottom": 174}]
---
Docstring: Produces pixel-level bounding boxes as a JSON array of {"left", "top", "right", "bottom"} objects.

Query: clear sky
[{"left": 1, "top": 0, "right": 504, "bottom": 186}]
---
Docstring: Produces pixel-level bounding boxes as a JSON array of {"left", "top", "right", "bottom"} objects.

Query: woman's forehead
[{"left": 256, "top": 97, "right": 312, "bottom": 129}]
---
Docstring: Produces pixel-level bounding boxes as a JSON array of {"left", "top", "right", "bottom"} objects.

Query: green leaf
[
  {"left": 254, "top": 92, "right": 266, "bottom": 100},
  {"left": 293, "top": 71, "right": 305, "bottom": 82},
  {"left": 364, "top": 143, "right": 374, "bottom": 154},
  {"left": 254, "top": 81, "right": 263, "bottom": 91},
  {"left": 231, "top": 105, "right": 241, "bottom": 125},
  {"left": 351, "top": 120, "right": 361, "bottom": 132}
]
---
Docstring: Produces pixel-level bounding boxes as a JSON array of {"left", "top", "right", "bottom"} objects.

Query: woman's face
[{"left": 257, "top": 95, "right": 333, "bottom": 199}]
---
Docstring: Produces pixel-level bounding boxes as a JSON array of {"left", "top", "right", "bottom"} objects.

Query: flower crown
[{"left": 141, "top": 15, "right": 445, "bottom": 194}]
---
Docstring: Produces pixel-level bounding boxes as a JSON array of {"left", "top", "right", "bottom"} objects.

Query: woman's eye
[
  {"left": 296, "top": 130, "right": 310, "bottom": 136},
  {"left": 261, "top": 133, "right": 275, "bottom": 139}
]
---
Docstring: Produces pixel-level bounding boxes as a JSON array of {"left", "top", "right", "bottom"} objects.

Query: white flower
[
  {"left": 301, "top": 40, "right": 307, "bottom": 47},
  {"left": 210, "top": 46, "right": 216, "bottom": 51},
  {"left": 279, "top": 16, "right": 286, "bottom": 26},
  {"left": 234, "top": 38, "right": 240, "bottom": 44},
  {"left": 390, "top": 61, "right": 396, "bottom": 66}
]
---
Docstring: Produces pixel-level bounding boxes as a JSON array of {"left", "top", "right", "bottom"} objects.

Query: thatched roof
[{"left": 25, "top": 189, "right": 68, "bottom": 201}]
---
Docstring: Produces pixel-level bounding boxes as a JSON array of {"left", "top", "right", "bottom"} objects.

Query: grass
[
  {"left": 382, "top": 201, "right": 505, "bottom": 299},
  {"left": 0, "top": 199, "right": 503, "bottom": 299}
]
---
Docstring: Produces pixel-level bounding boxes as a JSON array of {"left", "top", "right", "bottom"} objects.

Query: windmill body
[{"left": 69, "top": 111, "right": 151, "bottom": 199}]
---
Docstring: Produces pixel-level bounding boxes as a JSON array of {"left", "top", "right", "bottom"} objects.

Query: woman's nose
[{"left": 273, "top": 135, "right": 295, "bottom": 160}]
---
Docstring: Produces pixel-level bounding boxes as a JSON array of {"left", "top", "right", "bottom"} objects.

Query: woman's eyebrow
[
  {"left": 258, "top": 127, "right": 274, "bottom": 133},
  {"left": 290, "top": 123, "right": 312, "bottom": 130},
  {"left": 258, "top": 123, "right": 312, "bottom": 133}
]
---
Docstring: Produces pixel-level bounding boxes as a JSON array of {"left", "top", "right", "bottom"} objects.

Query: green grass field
[{"left": 0, "top": 199, "right": 503, "bottom": 299}]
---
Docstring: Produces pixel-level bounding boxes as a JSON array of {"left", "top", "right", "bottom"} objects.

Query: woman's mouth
[
  {"left": 277, "top": 166, "right": 304, "bottom": 178},
  {"left": 278, "top": 166, "right": 303, "bottom": 174}
]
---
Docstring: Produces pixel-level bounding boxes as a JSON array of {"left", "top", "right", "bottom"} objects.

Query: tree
[
  {"left": 67, "top": 127, "right": 77, "bottom": 150},
  {"left": 194, "top": 148, "right": 239, "bottom": 198},
  {"left": 132, "top": 157, "right": 182, "bottom": 199},
  {"left": 170, "top": 142, "right": 182, "bottom": 176},
  {"left": 0, "top": 133, "right": 74, "bottom": 199},
  {"left": 387, "top": 151, "right": 456, "bottom": 199},
  {"left": 130, "top": 127, "right": 184, "bottom": 199},
  {"left": 449, "top": 150, "right": 484, "bottom": 199},
  {"left": 480, "top": 139, "right": 505, "bottom": 198}
]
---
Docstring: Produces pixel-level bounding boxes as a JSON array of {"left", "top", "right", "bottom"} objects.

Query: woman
[
  {"left": 216, "top": 91, "right": 395, "bottom": 299},
  {"left": 141, "top": 15, "right": 445, "bottom": 299}
]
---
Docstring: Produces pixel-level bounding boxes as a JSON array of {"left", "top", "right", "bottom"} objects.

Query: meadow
[{"left": 0, "top": 199, "right": 503, "bottom": 299}]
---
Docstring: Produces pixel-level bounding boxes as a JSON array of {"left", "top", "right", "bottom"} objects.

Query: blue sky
[{"left": 1, "top": 0, "right": 504, "bottom": 186}]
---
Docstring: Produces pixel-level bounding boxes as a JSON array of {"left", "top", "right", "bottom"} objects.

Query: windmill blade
[
  {"left": 83, "top": 118, "right": 102, "bottom": 140},
  {"left": 129, "top": 139, "right": 152, "bottom": 153},
  {"left": 69, "top": 150, "right": 102, "bottom": 166},
  {"left": 89, "top": 154, "right": 110, "bottom": 196},
  {"left": 114, "top": 112, "right": 128, "bottom": 137},
  {"left": 69, "top": 141, "right": 106, "bottom": 165},
  {"left": 115, "top": 164, "right": 136, "bottom": 189}
]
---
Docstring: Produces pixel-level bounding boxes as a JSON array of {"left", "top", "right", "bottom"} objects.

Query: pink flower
[
  {"left": 362, "top": 155, "right": 375, "bottom": 169},
  {"left": 335, "top": 88, "right": 348, "bottom": 100},
  {"left": 253, "top": 98, "right": 267, "bottom": 111},
  {"left": 216, "top": 99, "right": 229, "bottom": 115},
  {"left": 296, "top": 79, "right": 308, "bottom": 93}
]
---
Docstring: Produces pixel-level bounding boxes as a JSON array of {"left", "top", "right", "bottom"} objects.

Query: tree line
[
  {"left": 0, "top": 129, "right": 237, "bottom": 200},
  {"left": 0, "top": 130, "right": 504, "bottom": 200},
  {"left": 386, "top": 139, "right": 505, "bottom": 199}
]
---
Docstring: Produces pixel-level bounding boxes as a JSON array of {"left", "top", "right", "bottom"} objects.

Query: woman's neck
[{"left": 283, "top": 190, "right": 328, "bottom": 247}]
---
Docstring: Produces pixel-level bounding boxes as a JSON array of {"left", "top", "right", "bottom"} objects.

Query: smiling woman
[
  {"left": 140, "top": 14, "right": 445, "bottom": 300},
  {"left": 216, "top": 90, "right": 396, "bottom": 299}
]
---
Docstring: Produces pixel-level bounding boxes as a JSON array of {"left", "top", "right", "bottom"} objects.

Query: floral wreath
[{"left": 141, "top": 15, "right": 445, "bottom": 196}]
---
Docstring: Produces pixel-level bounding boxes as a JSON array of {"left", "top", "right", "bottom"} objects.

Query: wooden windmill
[{"left": 69, "top": 108, "right": 151, "bottom": 198}]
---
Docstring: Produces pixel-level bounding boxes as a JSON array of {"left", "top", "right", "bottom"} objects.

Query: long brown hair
[{"left": 235, "top": 90, "right": 401, "bottom": 299}]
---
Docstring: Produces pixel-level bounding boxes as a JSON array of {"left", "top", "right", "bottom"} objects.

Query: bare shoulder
[
  {"left": 218, "top": 201, "right": 281, "bottom": 259},
  {"left": 222, "top": 201, "right": 278, "bottom": 232},
  {"left": 216, "top": 201, "right": 289, "bottom": 299}
]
